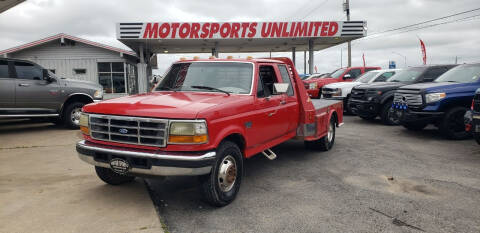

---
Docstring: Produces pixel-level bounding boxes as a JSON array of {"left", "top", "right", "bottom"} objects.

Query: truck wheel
[
  {"left": 344, "top": 95, "right": 353, "bottom": 115},
  {"left": 474, "top": 132, "right": 480, "bottom": 145},
  {"left": 63, "top": 102, "right": 86, "bottom": 129},
  {"left": 402, "top": 122, "right": 428, "bottom": 131},
  {"left": 304, "top": 118, "right": 335, "bottom": 151},
  {"left": 200, "top": 141, "right": 243, "bottom": 207},
  {"left": 439, "top": 107, "right": 471, "bottom": 140},
  {"left": 95, "top": 166, "right": 135, "bottom": 185},
  {"left": 380, "top": 101, "right": 399, "bottom": 125}
]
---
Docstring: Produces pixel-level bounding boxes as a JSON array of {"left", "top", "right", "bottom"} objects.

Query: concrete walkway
[{"left": 0, "top": 120, "right": 164, "bottom": 233}]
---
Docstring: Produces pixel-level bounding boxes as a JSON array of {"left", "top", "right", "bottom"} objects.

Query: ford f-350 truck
[
  {"left": 76, "top": 57, "right": 343, "bottom": 206},
  {"left": 393, "top": 63, "right": 480, "bottom": 139}
]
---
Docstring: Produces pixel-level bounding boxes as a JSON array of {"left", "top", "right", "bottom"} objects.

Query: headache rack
[{"left": 88, "top": 114, "right": 168, "bottom": 147}]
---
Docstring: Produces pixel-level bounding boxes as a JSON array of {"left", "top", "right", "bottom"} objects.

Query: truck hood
[
  {"left": 400, "top": 82, "right": 480, "bottom": 94},
  {"left": 58, "top": 78, "right": 102, "bottom": 89},
  {"left": 324, "top": 81, "right": 362, "bottom": 89},
  {"left": 303, "top": 77, "right": 340, "bottom": 86},
  {"left": 354, "top": 82, "right": 406, "bottom": 91},
  {"left": 83, "top": 91, "right": 252, "bottom": 119}
]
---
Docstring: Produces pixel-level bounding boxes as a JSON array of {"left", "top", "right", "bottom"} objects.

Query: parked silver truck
[{"left": 0, "top": 58, "right": 103, "bottom": 128}]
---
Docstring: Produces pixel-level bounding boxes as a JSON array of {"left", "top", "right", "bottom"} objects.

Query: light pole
[
  {"left": 392, "top": 52, "right": 407, "bottom": 68},
  {"left": 343, "top": 0, "right": 351, "bottom": 67}
]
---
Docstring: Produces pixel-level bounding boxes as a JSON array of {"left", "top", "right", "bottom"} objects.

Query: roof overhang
[
  {"left": 117, "top": 21, "right": 366, "bottom": 54},
  {"left": 0, "top": 0, "right": 25, "bottom": 13}
]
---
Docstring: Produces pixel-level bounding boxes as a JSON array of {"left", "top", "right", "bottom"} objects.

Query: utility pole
[
  {"left": 344, "top": 0, "right": 351, "bottom": 67},
  {"left": 392, "top": 52, "right": 407, "bottom": 68},
  {"left": 455, "top": 56, "right": 458, "bottom": 64}
]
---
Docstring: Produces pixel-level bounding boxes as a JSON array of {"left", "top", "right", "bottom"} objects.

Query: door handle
[
  {"left": 268, "top": 110, "right": 277, "bottom": 117},
  {"left": 18, "top": 83, "right": 30, "bottom": 87},
  {"left": 280, "top": 100, "right": 286, "bottom": 105}
]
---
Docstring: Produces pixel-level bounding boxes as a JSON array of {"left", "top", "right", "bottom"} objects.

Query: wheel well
[
  {"left": 61, "top": 94, "right": 93, "bottom": 115},
  {"left": 331, "top": 111, "right": 339, "bottom": 126},
  {"left": 221, "top": 133, "right": 246, "bottom": 155}
]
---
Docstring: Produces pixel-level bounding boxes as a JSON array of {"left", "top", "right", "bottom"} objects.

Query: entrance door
[{"left": 13, "top": 61, "right": 61, "bottom": 113}]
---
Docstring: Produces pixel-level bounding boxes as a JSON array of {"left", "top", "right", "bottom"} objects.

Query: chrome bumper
[{"left": 76, "top": 140, "right": 215, "bottom": 176}]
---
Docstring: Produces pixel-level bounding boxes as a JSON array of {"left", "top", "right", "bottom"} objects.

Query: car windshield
[
  {"left": 330, "top": 68, "right": 347, "bottom": 78},
  {"left": 434, "top": 64, "right": 480, "bottom": 83},
  {"left": 387, "top": 67, "right": 425, "bottom": 83},
  {"left": 355, "top": 71, "right": 379, "bottom": 83},
  {"left": 155, "top": 62, "right": 253, "bottom": 94}
]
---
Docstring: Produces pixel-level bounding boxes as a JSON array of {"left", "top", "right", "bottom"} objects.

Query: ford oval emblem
[{"left": 118, "top": 128, "right": 129, "bottom": 134}]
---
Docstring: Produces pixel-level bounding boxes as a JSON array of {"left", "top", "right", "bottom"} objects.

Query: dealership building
[{"left": 0, "top": 33, "right": 154, "bottom": 98}]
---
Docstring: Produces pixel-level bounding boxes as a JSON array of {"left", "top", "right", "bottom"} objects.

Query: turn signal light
[
  {"left": 227, "top": 56, "right": 233, "bottom": 59},
  {"left": 168, "top": 135, "right": 208, "bottom": 144},
  {"left": 80, "top": 126, "right": 89, "bottom": 135}
]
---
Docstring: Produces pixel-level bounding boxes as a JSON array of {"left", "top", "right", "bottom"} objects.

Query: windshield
[
  {"left": 355, "top": 71, "right": 379, "bottom": 83},
  {"left": 387, "top": 67, "right": 425, "bottom": 83},
  {"left": 434, "top": 64, "right": 480, "bottom": 83},
  {"left": 330, "top": 68, "right": 347, "bottom": 78},
  {"left": 155, "top": 62, "right": 253, "bottom": 94}
]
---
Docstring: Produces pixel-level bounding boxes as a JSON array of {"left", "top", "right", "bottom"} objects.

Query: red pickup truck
[
  {"left": 303, "top": 66, "right": 381, "bottom": 98},
  {"left": 76, "top": 57, "right": 343, "bottom": 206}
]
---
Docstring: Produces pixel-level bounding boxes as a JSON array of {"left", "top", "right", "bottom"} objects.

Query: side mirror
[
  {"left": 273, "top": 83, "right": 289, "bottom": 95},
  {"left": 343, "top": 74, "right": 351, "bottom": 80},
  {"left": 42, "top": 69, "right": 52, "bottom": 82}
]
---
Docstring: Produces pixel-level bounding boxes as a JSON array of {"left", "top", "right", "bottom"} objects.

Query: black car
[
  {"left": 469, "top": 88, "right": 480, "bottom": 144},
  {"left": 349, "top": 65, "right": 456, "bottom": 125}
]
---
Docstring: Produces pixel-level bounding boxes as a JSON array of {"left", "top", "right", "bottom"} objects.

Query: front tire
[
  {"left": 200, "top": 141, "right": 243, "bottom": 207},
  {"left": 304, "top": 117, "right": 336, "bottom": 151},
  {"left": 95, "top": 166, "right": 135, "bottom": 185},
  {"left": 344, "top": 95, "right": 353, "bottom": 115},
  {"left": 63, "top": 102, "right": 86, "bottom": 129},
  {"left": 439, "top": 107, "right": 471, "bottom": 140},
  {"left": 380, "top": 101, "right": 399, "bottom": 125},
  {"left": 474, "top": 132, "right": 480, "bottom": 145}
]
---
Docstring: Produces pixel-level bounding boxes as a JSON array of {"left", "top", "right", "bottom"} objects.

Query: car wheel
[
  {"left": 380, "top": 101, "right": 399, "bottom": 125},
  {"left": 200, "top": 141, "right": 243, "bottom": 207},
  {"left": 439, "top": 107, "right": 471, "bottom": 140},
  {"left": 402, "top": 122, "right": 428, "bottom": 131},
  {"left": 95, "top": 166, "right": 135, "bottom": 185},
  {"left": 304, "top": 117, "right": 336, "bottom": 151},
  {"left": 63, "top": 102, "right": 86, "bottom": 129}
]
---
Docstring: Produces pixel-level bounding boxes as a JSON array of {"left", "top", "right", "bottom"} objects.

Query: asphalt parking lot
[{"left": 1, "top": 116, "right": 480, "bottom": 233}]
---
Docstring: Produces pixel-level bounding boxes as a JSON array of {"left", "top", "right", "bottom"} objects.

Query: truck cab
[
  {"left": 350, "top": 65, "right": 456, "bottom": 125},
  {"left": 303, "top": 66, "right": 380, "bottom": 98},
  {"left": 394, "top": 63, "right": 480, "bottom": 139},
  {"left": 76, "top": 57, "right": 343, "bottom": 207}
]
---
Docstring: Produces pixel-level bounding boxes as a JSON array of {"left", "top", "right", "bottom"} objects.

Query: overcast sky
[{"left": 1, "top": 0, "right": 479, "bottom": 75}]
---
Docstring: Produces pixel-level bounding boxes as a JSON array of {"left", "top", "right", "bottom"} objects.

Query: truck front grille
[
  {"left": 351, "top": 89, "right": 366, "bottom": 100},
  {"left": 474, "top": 94, "right": 480, "bottom": 112},
  {"left": 89, "top": 114, "right": 168, "bottom": 147},
  {"left": 394, "top": 91, "right": 423, "bottom": 106}
]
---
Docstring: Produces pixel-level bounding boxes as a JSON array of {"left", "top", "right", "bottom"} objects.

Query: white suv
[{"left": 322, "top": 69, "right": 400, "bottom": 113}]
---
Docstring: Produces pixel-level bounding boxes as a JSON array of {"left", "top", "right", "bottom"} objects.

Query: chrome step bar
[{"left": 262, "top": 148, "right": 277, "bottom": 160}]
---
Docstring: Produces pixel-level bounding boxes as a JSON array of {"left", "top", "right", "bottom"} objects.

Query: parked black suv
[
  {"left": 469, "top": 88, "right": 480, "bottom": 144},
  {"left": 0, "top": 58, "right": 103, "bottom": 128},
  {"left": 349, "top": 65, "right": 456, "bottom": 125}
]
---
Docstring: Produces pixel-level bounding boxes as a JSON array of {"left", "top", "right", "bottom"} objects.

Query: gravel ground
[{"left": 146, "top": 116, "right": 480, "bottom": 233}]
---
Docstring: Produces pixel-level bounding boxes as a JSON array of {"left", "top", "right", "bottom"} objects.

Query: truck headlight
[
  {"left": 332, "top": 88, "right": 342, "bottom": 96},
  {"left": 94, "top": 89, "right": 103, "bottom": 99},
  {"left": 309, "top": 83, "right": 317, "bottom": 90},
  {"left": 168, "top": 121, "right": 208, "bottom": 144},
  {"left": 425, "top": 92, "right": 446, "bottom": 103},
  {"left": 79, "top": 113, "right": 89, "bottom": 135}
]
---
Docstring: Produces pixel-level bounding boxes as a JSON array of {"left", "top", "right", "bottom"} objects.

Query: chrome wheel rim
[
  {"left": 218, "top": 155, "right": 237, "bottom": 192},
  {"left": 327, "top": 122, "right": 334, "bottom": 142},
  {"left": 71, "top": 108, "right": 82, "bottom": 126}
]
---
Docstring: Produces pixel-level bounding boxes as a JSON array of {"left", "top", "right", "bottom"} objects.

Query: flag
[
  {"left": 419, "top": 38, "right": 427, "bottom": 65},
  {"left": 362, "top": 53, "right": 366, "bottom": 67},
  {"left": 314, "top": 65, "right": 318, "bottom": 73}
]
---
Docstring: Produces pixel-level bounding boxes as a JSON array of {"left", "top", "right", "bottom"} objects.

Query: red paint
[
  {"left": 83, "top": 57, "right": 343, "bottom": 158},
  {"left": 303, "top": 66, "right": 381, "bottom": 98}
]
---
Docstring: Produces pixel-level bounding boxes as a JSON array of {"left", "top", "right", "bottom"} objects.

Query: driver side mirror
[
  {"left": 42, "top": 69, "right": 53, "bottom": 82},
  {"left": 343, "top": 74, "right": 351, "bottom": 80},
  {"left": 273, "top": 83, "right": 289, "bottom": 95}
]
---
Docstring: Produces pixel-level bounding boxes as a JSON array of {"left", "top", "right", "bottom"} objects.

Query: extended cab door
[
  {"left": 0, "top": 60, "right": 15, "bottom": 108},
  {"left": 248, "top": 64, "right": 290, "bottom": 146},
  {"left": 13, "top": 61, "right": 61, "bottom": 113},
  {"left": 277, "top": 64, "right": 299, "bottom": 133}
]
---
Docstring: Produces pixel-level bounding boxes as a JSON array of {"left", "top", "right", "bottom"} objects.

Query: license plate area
[{"left": 110, "top": 158, "right": 131, "bottom": 175}]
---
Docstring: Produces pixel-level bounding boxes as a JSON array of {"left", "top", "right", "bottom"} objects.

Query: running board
[{"left": 262, "top": 148, "right": 277, "bottom": 160}]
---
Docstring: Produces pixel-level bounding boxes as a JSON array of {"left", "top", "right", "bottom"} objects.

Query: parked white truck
[{"left": 322, "top": 69, "right": 400, "bottom": 113}]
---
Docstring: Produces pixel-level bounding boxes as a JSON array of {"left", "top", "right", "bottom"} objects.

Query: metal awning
[{"left": 116, "top": 21, "right": 367, "bottom": 54}]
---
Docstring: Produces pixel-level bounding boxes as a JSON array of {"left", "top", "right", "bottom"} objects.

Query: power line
[
  {"left": 300, "top": 0, "right": 329, "bottom": 20},
  {"left": 368, "top": 7, "right": 480, "bottom": 37}
]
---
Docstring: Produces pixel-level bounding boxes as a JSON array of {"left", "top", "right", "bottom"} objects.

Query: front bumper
[
  {"left": 76, "top": 140, "right": 215, "bottom": 176},
  {"left": 349, "top": 99, "right": 379, "bottom": 117},
  {"left": 392, "top": 108, "right": 444, "bottom": 124}
]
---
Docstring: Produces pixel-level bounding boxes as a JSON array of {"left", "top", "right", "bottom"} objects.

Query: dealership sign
[{"left": 117, "top": 21, "right": 366, "bottom": 40}]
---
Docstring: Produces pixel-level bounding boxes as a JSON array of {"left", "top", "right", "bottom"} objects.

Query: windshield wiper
[
  {"left": 156, "top": 86, "right": 177, "bottom": 92},
  {"left": 190, "top": 85, "right": 231, "bottom": 96},
  {"left": 390, "top": 80, "right": 400, "bottom": 82},
  {"left": 446, "top": 80, "right": 458, "bottom": 83}
]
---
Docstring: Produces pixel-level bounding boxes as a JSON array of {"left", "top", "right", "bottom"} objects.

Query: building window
[
  {"left": 73, "top": 69, "right": 86, "bottom": 75},
  {"left": 98, "top": 62, "right": 126, "bottom": 94}
]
